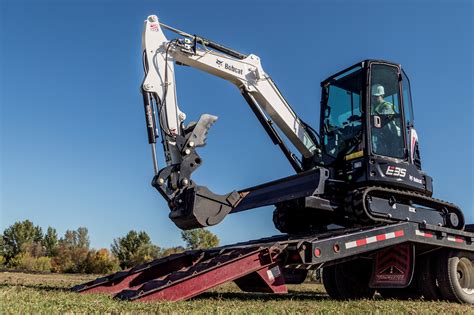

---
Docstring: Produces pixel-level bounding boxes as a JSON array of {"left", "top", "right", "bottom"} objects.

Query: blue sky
[{"left": 1, "top": 0, "right": 472, "bottom": 249}]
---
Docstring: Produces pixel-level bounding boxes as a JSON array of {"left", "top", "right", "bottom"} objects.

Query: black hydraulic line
[
  {"left": 241, "top": 91, "right": 303, "bottom": 173},
  {"left": 195, "top": 35, "right": 247, "bottom": 60},
  {"left": 158, "top": 22, "right": 247, "bottom": 60},
  {"left": 142, "top": 91, "right": 157, "bottom": 144}
]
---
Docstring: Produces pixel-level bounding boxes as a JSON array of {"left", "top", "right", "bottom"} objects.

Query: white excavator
[{"left": 140, "top": 15, "right": 464, "bottom": 234}]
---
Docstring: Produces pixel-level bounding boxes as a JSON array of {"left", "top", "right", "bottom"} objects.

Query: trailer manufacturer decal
[{"left": 386, "top": 166, "right": 406, "bottom": 177}]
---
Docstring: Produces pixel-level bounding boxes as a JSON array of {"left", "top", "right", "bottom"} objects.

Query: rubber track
[{"left": 353, "top": 186, "right": 465, "bottom": 230}]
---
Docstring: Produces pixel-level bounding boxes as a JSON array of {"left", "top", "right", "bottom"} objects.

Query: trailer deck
[{"left": 73, "top": 222, "right": 473, "bottom": 302}]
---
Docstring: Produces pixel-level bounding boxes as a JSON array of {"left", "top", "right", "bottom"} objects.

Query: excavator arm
[{"left": 141, "top": 15, "right": 325, "bottom": 229}]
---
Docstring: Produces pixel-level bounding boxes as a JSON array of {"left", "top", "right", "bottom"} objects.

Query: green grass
[{"left": 0, "top": 272, "right": 472, "bottom": 314}]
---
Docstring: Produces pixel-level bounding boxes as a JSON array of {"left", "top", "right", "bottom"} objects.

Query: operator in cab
[
  {"left": 371, "top": 84, "right": 402, "bottom": 157},
  {"left": 372, "top": 84, "right": 395, "bottom": 115}
]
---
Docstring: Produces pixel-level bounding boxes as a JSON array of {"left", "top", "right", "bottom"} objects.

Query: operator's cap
[{"left": 371, "top": 84, "right": 385, "bottom": 96}]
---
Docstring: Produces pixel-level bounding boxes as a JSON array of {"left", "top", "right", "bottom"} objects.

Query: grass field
[{"left": 0, "top": 272, "right": 472, "bottom": 313}]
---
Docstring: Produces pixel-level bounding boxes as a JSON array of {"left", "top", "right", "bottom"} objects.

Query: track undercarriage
[{"left": 273, "top": 185, "right": 465, "bottom": 234}]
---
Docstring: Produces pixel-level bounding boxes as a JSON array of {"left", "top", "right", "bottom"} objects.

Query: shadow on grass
[
  {"left": 1, "top": 282, "right": 331, "bottom": 302},
  {"left": 0, "top": 283, "right": 71, "bottom": 293},
  {"left": 193, "top": 290, "right": 329, "bottom": 301}
]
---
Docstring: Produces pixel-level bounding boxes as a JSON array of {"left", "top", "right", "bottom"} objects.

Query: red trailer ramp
[{"left": 73, "top": 245, "right": 288, "bottom": 302}]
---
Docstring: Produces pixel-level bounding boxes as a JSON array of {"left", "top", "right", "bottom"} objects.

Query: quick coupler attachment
[
  {"left": 168, "top": 185, "right": 241, "bottom": 230},
  {"left": 151, "top": 113, "right": 242, "bottom": 229}
]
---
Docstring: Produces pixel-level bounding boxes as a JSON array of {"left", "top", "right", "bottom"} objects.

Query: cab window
[{"left": 370, "top": 64, "right": 405, "bottom": 159}]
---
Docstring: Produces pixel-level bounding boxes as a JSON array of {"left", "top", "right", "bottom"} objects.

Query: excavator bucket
[
  {"left": 167, "top": 185, "right": 242, "bottom": 230},
  {"left": 156, "top": 167, "right": 328, "bottom": 230}
]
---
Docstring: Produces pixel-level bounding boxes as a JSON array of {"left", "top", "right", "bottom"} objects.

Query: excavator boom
[{"left": 141, "top": 15, "right": 323, "bottom": 229}]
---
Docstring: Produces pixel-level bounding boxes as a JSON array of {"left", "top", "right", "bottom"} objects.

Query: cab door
[
  {"left": 369, "top": 63, "right": 406, "bottom": 160},
  {"left": 401, "top": 69, "right": 421, "bottom": 169}
]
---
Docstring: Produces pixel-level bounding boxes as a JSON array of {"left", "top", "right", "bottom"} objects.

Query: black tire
[
  {"left": 322, "top": 265, "right": 343, "bottom": 300},
  {"left": 416, "top": 253, "right": 442, "bottom": 301},
  {"left": 282, "top": 268, "right": 308, "bottom": 284},
  {"left": 334, "top": 259, "right": 375, "bottom": 300},
  {"left": 436, "top": 250, "right": 474, "bottom": 304}
]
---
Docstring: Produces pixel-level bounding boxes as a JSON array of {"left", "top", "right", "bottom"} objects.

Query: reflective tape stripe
[
  {"left": 394, "top": 230, "right": 405, "bottom": 238},
  {"left": 346, "top": 241, "right": 357, "bottom": 249},
  {"left": 345, "top": 230, "right": 405, "bottom": 249},
  {"left": 447, "top": 236, "right": 464, "bottom": 243},
  {"left": 416, "top": 230, "right": 434, "bottom": 238},
  {"left": 417, "top": 229, "right": 464, "bottom": 243},
  {"left": 366, "top": 236, "right": 378, "bottom": 244}
]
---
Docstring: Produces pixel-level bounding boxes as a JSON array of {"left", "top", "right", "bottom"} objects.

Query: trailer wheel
[
  {"left": 334, "top": 259, "right": 375, "bottom": 300},
  {"left": 416, "top": 252, "right": 442, "bottom": 301},
  {"left": 322, "top": 265, "right": 342, "bottom": 300},
  {"left": 436, "top": 250, "right": 473, "bottom": 304}
]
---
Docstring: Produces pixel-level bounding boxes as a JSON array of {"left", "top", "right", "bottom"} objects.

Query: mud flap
[{"left": 370, "top": 243, "right": 415, "bottom": 288}]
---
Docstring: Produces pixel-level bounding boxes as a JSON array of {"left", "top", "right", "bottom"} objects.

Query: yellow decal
[{"left": 345, "top": 151, "right": 364, "bottom": 161}]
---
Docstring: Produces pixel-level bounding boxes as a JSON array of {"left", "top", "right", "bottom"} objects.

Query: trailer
[{"left": 73, "top": 222, "right": 473, "bottom": 304}]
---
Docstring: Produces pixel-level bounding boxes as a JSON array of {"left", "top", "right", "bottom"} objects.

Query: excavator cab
[{"left": 319, "top": 60, "right": 430, "bottom": 196}]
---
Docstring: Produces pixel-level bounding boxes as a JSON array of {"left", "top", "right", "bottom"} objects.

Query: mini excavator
[
  {"left": 140, "top": 15, "right": 465, "bottom": 233},
  {"left": 71, "top": 14, "right": 473, "bottom": 304}
]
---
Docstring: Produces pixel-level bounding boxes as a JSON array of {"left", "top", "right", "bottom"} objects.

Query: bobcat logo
[{"left": 216, "top": 59, "right": 223, "bottom": 67}]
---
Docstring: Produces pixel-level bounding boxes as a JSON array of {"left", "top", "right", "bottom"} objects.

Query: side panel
[{"left": 367, "top": 157, "right": 427, "bottom": 192}]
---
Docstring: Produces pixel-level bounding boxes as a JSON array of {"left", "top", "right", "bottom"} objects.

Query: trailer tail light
[{"left": 314, "top": 248, "right": 321, "bottom": 257}]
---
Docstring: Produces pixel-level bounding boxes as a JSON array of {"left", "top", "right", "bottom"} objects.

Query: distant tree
[
  {"left": 83, "top": 248, "right": 120, "bottom": 274},
  {"left": 51, "top": 227, "right": 90, "bottom": 273},
  {"left": 181, "top": 229, "right": 219, "bottom": 250},
  {"left": 42, "top": 227, "right": 59, "bottom": 257},
  {"left": 9, "top": 253, "right": 51, "bottom": 272},
  {"left": 62, "top": 230, "right": 77, "bottom": 247},
  {"left": 60, "top": 227, "right": 90, "bottom": 249},
  {"left": 160, "top": 246, "right": 185, "bottom": 258},
  {"left": 77, "top": 227, "right": 90, "bottom": 249},
  {"left": 0, "top": 237, "right": 5, "bottom": 267},
  {"left": 2, "top": 220, "right": 43, "bottom": 261},
  {"left": 21, "top": 242, "right": 45, "bottom": 258},
  {"left": 51, "top": 243, "right": 76, "bottom": 273},
  {"left": 0, "top": 237, "right": 5, "bottom": 258},
  {"left": 128, "top": 243, "right": 161, "bottom": 266},
  {"left": 111, "top": 230, "right": 161, "bottom": 269}
]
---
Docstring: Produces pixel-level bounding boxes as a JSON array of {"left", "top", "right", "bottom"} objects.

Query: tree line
[{"left": 0, "top": 220, "right": 219, "bottom": 274}]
